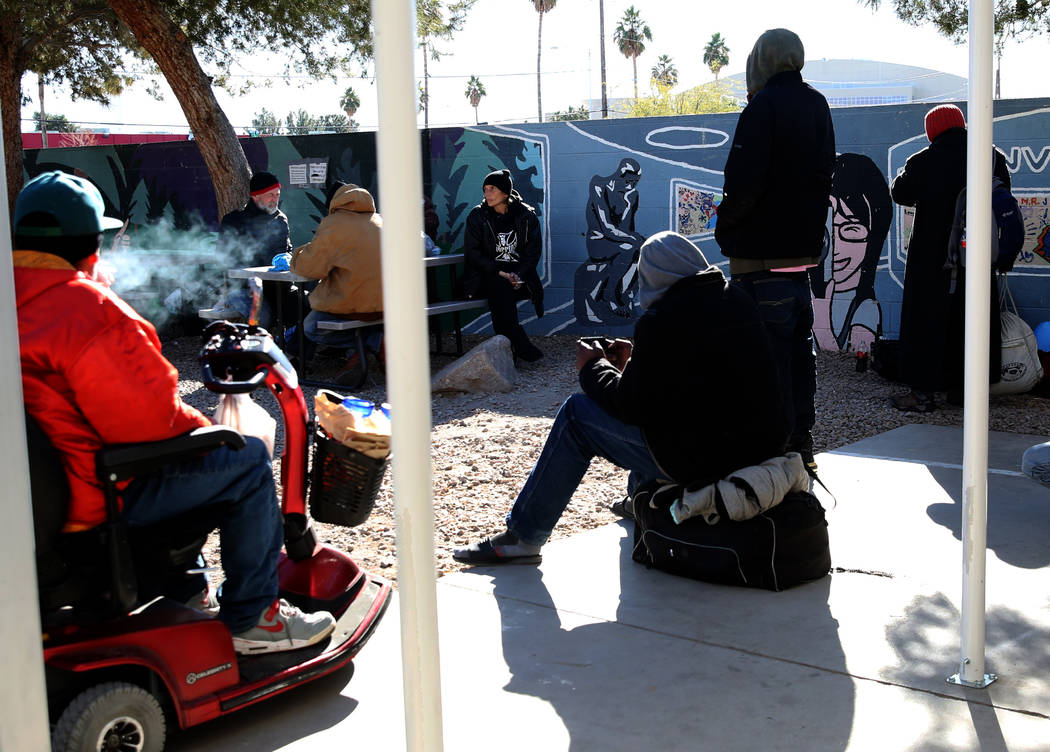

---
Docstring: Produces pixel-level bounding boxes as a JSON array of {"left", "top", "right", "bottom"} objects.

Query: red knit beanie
[{"left": 925, "top": 104, "right": 966, "bottom": 142}]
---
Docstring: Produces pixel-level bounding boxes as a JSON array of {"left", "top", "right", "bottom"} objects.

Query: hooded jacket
[
  {"left": 290, "top": 185, "right": 384, "bottom": 316},
  {"left": 715, "top": 29, "right": 835, "bottom": 271},
  {"left": 15, "top": 251, "right": 210, "bottom": 532},
  {"left": 578, "top": 268, "right": 788, "bottom": 485},
  {"left": 462, "top": 193, "right": 544, "bottom": 317}
]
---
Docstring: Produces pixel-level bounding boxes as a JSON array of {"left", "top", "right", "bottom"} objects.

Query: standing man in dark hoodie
[
  {"left": 715, "top": 28, "right": 835, "bottom": 470},
  {"left": 889, "top": 104, "right": 1011, "bottom": 412},
  {"left": 462, "top": 169, "right": 545, "bottom": 362}
]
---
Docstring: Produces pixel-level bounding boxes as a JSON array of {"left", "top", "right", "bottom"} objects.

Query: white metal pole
[
  {"left": 371, "top": 1, "right": 445, "bottom": 748},
  {"left": 951, "top": 0, "right": 996, "bottom": 689},
  {"left": 0, "top": 102, "right": 52, "bottom": 749}
]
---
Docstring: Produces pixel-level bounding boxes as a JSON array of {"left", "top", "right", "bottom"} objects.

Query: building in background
[
  {"left": 587, "top": 59, "right": 965, "bottom": 118},
  {"left": 726, "top": 59, "right": 967, "bottom": 107}
]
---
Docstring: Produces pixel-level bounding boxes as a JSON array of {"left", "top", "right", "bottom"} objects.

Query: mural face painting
[
  {"left": 22, "top": 101, "right": 1050, "bottom": 341},
  {"left": 575, "top": 158, "right": 647, "bottom": 325},
  {"left": 809, "top": 153, "right": 891, "bottom": 354}
]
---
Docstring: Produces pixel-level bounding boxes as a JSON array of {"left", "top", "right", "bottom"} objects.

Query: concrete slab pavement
[{"left": 170, "top": 425, "right": 1050, "bottom": 751}]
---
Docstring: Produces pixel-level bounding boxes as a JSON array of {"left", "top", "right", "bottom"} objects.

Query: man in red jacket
[{"left": 15, "top": 171, "right": 333, "bottom": 655}]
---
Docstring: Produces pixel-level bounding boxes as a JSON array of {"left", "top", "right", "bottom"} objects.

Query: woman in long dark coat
[{"left": 890, "top": 104, "right": 1010, "bottom": 412}]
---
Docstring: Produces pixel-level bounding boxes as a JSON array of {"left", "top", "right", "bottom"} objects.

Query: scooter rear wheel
[{"left": 52, "top": 681, "right": 166, "bottom": 752}]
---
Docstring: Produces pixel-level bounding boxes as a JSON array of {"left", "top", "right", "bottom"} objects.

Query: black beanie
[
  {"left": 483, "top": 169, "right": 512, "bottom": 196},
  {"left": 249, "top": 171, "right": 281, "bottom": 195}
]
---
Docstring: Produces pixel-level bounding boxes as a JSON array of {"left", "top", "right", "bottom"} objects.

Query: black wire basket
[{"left": 308, "top": 428, "right": 388, "bottom": 527}]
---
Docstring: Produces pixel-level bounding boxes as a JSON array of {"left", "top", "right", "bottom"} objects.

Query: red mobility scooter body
[{"left": 41, "top": 323, "right": 391, "bottom": 749}]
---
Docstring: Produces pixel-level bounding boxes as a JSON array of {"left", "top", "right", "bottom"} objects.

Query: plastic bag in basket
[{"left": 314, "top": 389, "right": 390, "bottom": 459}]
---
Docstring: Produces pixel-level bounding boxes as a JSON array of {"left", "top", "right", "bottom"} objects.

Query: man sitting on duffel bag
[{"left": 454, "top": 231, "right": 790, "bottom": 565}]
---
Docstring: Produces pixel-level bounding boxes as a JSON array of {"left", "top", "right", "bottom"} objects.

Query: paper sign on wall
[{"left": 286, "top": 159, "right": 329, "bottom": 189}]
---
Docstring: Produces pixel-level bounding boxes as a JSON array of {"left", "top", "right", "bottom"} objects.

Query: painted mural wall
[{"left": 23, "top": 98, "right": 1050, "bottom": 348}]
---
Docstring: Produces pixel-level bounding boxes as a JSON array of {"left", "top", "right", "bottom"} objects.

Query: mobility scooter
[{"left": 34, "top": 322, "right": 392, "bottom": 751}]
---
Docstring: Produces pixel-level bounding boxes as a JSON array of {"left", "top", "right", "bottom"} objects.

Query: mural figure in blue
[
  {"left": 575, "top": 158, "right": 647, "bottom": 324},
  {"left": 809, "top": 153, "right": 890, "bottom": 354}
]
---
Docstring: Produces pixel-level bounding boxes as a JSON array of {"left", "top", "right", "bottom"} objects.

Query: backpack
[
  {"left": 631, "top": 481, "right": 831, "bottom": 592},
  {"left": 870, "top": 336, "right": 902, "bottom": 383},
  {"left": 946, "top": 174, "right": 1025, "bottom": 292}
]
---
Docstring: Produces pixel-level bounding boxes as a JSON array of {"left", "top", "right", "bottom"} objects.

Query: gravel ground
[{"left": 164, "top": 332, "right": 1050, "bottom": 588}]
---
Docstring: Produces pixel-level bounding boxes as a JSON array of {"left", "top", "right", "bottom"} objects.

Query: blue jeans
[
  {"left": 303, "top": 310, "right": 383, "bottom": 355},
  {"left": 121, "top": 438, "right": 282, "bottom": 632},
  {"left": 731, "top": 270, "right": 816, "bottom": 442},
  {"left": 507, "top": 393, "right": 664, "bottom": 546}
]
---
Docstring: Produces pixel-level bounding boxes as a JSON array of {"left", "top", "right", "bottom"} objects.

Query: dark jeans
[
  {"left": 121, "top": 438, "right": 282, "bottom": 632},
  {"left": 483, "top": 274, "right": 532, "bottom": 350},
  {"left": 507, "top": 394, "right": 664, "bottom": 546},
  {"left": 731, "top": 270, "right": 816, "bottom": 442}
]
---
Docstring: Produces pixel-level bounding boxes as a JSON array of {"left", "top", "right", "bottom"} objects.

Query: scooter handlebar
[{"left": 200, "top": 362, "right": 268, "bottom": 394}]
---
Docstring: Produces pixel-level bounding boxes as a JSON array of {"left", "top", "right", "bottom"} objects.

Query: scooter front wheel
[{"left": 52, "top": 681, "right": 166, "bottom": 752}]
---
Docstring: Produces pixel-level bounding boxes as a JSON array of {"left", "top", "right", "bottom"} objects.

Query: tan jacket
[{"left": 291, "top": 185, "right": 383, "bottom": 315}]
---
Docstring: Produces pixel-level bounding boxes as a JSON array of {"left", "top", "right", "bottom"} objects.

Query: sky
[{"left": 19, "top": 0, "right": 1050, "bottom": 134}]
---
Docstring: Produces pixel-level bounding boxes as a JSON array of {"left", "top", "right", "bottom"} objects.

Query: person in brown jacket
[{"left": 291, "top": 183, "right": 384, "bottom": 364}]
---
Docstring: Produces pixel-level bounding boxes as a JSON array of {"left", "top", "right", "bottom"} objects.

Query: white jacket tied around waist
[{"left": 669, "top": 453, "right": 810, "bottom": 525}]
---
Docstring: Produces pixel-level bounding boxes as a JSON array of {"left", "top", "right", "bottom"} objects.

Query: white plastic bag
[
  {"left": 990, "top": 276, "right": 1044, "bottom": 395},
  {"left": 213, "top": 392, "right": 277, "bottom": 458}
]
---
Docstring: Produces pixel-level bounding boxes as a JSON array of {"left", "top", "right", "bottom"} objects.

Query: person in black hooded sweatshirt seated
[{"left": 461, "top": 169, "right": 545, "bottom": 362}]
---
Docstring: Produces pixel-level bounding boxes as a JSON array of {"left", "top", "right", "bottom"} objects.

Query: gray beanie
[{"left": 638, "top": 231, "right": 710, "bottom": 310}]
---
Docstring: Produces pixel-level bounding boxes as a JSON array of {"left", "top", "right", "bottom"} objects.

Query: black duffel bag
[
  {"left": 870, "top": 336, "right": 902, "bottom": 382},
  {"left": 631, "top": 481, "right": 831, "bottom": 592}
]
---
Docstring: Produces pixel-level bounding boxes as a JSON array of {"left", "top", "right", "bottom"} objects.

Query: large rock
[{"left": 431, "top": 335, "right": 516, "bottom": 393}]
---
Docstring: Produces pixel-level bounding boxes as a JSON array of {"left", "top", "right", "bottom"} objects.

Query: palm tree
[
  {"left": 532, "top": 0, "right": 557, "bottom": 122},
  {"left": 417, "top": 0, "right": 476, "bottom": 128},
  {"left": 651, "top": 54, "right": 677, "bottom": 92},
  {"left": 613, "top": 6, "right": 652, "bottom": 99},
  {"left": 703, "top": 32, "right": 730, "bottom": 81},
  {"left": 339, "top": 86, "right": 360, "bottom": 119},
  {"left": 465, "top": 75, "right": 486, "bottom": 124}
]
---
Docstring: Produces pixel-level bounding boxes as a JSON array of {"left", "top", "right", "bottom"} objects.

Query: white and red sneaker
[{"left": 231, "top": 599, "right": 336, "bottom": 655}]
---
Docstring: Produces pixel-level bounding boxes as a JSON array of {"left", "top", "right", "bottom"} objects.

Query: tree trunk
[
  {"left": 423, "top": 41, "right": 430, "bottom": 129},
  {"left": 537, "top": 10, "right": 543, "bottom": 122},
  {"left": 632, "top": 54, "right": 638, "bottom": 99},
  {"left": 473, "top": 104, "right": 478, "bottom": 125},
  {"left": 38, "top": 76, "right": 48, "bottom": 148},
  {"left": 0, "top": 15, "right": 26, "bottom": 214},
  {"left": 106, "top": 0, "right": 250, "bottom": 219}
]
